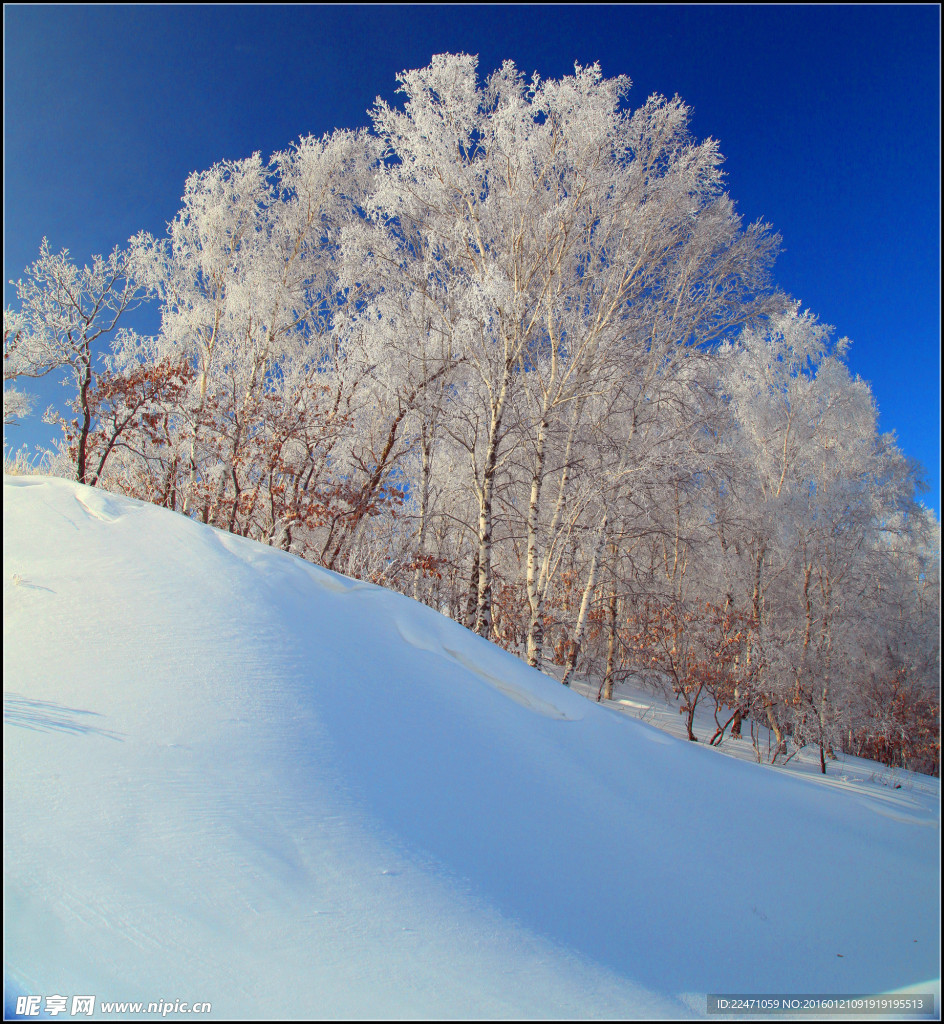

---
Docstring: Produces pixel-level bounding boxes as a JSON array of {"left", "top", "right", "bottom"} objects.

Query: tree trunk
[
  {"left": 412, "top": 424, "right": 432, "bottom": 602},
  {"left": 685, "top": 688, "right": 703, "bottom": 742},
  {"left": 473, "top": 360, "right": 512, "bottom": 639},
  {"left": 525, "top": 417, "right": 549, "bottom": 667},
  {"left": 183, "top": 309, "right": 221, "bottom": 518},
  {"left": 561, "top": 510, "right": 608, "bottom": 687},
  {"left": 464, "top": 546, "right": 480, "bottom": 630},
  {"left": 765, "top": 699, "right": 786, "bottom": 760},
  {"left": 599, "top": 587, "right": 619, "bottom": 701},
  {"left": 75, "top": 358, "right": 93, "bottom": 485},
  {"left": 474, "top": 470, "right": 496, "bottom": 638}
]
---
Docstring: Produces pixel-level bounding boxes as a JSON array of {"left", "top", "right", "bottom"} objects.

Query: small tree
[{"left": 4, "top": 235, "right": 156, "bottom": 484}]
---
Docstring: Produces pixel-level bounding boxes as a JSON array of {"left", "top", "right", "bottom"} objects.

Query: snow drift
[{"left": 3, "top": 476, "right": 939, "bottom": 1018}]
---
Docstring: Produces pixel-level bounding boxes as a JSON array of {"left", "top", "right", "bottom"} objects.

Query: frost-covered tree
[
  {"left": 357, "top": 53, "right": 779, "bottom": 641},
  {"left": 3, "top": 309, "right": 34, "bottom": 424},
  {"left": 851, "top": 511, "right": 940, "bottom": 773},
  {"left": 715, "top": 305, "right": 938, "bottom": 769},
  {"left": 4, "top": 236, "right": 156, "bottom": 482},
  {"left": 128, "top": 130, "right": 378, "bottom": 535}
]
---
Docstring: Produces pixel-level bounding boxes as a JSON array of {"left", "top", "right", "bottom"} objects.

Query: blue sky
[{"left": 3, "top": 5, "right": 940, "bottom": 516}]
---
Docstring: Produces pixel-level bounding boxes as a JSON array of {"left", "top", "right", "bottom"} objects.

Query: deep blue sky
[{"left": 4, "top": 5, "right": 941, "bottom": 516}]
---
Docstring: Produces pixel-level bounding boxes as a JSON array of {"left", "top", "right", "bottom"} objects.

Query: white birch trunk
[{"left": 560, "top": 509, "right": 608, "bottom": 687}]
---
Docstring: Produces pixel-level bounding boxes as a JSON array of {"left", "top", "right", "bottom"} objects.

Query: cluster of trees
[{"left": 5, "top": 55, "right": 939, "bottom": 775}]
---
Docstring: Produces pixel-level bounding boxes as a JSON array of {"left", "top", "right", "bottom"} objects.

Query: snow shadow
[{"left": 3, "top": 693, "right": 123, "bottom": 740}]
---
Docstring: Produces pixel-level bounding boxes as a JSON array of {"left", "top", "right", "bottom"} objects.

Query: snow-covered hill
[{"left": 4, "top": 476, "right": 939, "bottom": 1019}]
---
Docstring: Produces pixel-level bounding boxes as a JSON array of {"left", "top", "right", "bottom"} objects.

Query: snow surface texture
[{"left": 4, "top": 476, "right": 940, "bottom": 1020}]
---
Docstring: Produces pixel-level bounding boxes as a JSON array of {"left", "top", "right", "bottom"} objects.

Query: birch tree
[{"left": 363, "top": 53, "right": 780, "bottom": 641}]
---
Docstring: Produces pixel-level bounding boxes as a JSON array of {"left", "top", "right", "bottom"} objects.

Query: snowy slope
[
  {"left": 568, "top": 674, "right": 942, "bottom": 800},
  {"left": 3, "top": 476, "right": 940, "bottom": 1019}
]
